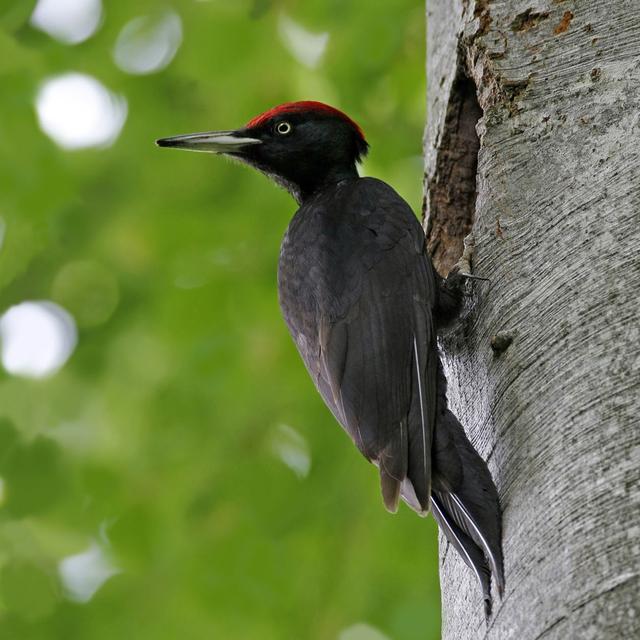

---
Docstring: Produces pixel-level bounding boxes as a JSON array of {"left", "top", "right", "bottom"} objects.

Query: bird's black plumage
[
  {"left": 278, "top": 176, "right": 437, "bottom": 514},
  {"left": 156, "top": 101, "right": 504, "bottom": 616}
]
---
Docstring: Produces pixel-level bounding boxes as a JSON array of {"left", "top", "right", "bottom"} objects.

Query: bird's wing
[{"left": 289, "top": 178, "right": 438, "bottom": 513}]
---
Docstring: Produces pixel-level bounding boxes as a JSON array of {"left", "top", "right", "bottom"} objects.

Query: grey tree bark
[{"left": 423, "top": 1, "right": 640, "bottom": 638}]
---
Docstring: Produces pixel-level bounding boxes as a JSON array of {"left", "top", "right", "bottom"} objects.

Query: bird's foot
[{"left": 435, "top": 234, "right": 487, "bottom": 328}]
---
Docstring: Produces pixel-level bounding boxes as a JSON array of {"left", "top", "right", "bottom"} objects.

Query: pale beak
[{"left": 155, "top": 130, "right": 262, "bottom": 153}]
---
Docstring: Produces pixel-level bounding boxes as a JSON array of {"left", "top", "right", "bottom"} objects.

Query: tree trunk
[{"left": 423, "top": 1, "right": 640, "bottom": 638}]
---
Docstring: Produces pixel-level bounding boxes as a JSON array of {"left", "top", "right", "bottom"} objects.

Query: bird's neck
[{"left": 295, "top": 163, "right": 360, "bottom": 204}]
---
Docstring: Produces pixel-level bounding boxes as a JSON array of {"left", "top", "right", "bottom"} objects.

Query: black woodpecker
[{"left": 157, "top": 101, "right": 504, "bottom": 615}]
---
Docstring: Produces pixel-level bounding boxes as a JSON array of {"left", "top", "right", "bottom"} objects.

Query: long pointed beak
[{"left": 155, "top": 130, "right": 261, "bottom": 153}]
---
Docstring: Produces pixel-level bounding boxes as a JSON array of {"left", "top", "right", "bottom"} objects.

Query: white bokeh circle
[
  {"left": 113, "top": 12, "right": 183, "bottom": 75},
  {"left": 30, "top": 0, "right": 103, "bottom": 45},
  {"left": 36, "top": 73, "right": 127, "bottom": 150},
  {"left": 0, "top": 301, "right": 77, "bottom": 379}
]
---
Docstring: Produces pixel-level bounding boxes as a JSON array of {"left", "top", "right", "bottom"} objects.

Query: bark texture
[{"left": 424, "top": 1, "right": 640, "bottom": 638}]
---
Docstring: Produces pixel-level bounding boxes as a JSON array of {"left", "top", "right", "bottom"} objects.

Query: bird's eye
[{"left": 276, "top": 121, "right": 292, "bottom": 135}]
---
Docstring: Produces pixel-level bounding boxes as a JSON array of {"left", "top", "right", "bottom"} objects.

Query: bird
[{"left": 157, "top": 100, "right": 504, "bottom": 615}]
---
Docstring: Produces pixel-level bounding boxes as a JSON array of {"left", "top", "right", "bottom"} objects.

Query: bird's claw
[
  {"left": 449, "top": 234, "right": 490, "bottom": 283},
  {"left": 453, "top": 233, "right": 475, "bottom": 277}
]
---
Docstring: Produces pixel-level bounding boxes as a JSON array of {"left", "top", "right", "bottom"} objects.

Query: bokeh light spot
[
  {"left": 0, "top": 301, "right": 77, "bottom": 378},
  {"left": 36, "top": 73, "right": 127, "bottom": 150},
  {"left": 113, "top": 12, "right": 182, "bottom": 75},
  {"left": 58, "top": 542, "right": 119, "bottom": 603},
  {"left": 52, "top": 260, "right": 120, "bottom": 328},
  {"left": 269, "top": 424, "right": 311, "bottom": 478},
  {"left": 278, "top": 14, "right": 329, "bottom": 69},
  {"left": 30, "top": 0, "right": 102, "bottom": 45}
]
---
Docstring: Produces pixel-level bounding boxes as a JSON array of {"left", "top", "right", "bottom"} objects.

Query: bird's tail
[
  {"left": 431, "top": 369, "right": 504, "bottom": 617},
  {"left": 430, "top": 492, "right": 493, "bottom": 615}
]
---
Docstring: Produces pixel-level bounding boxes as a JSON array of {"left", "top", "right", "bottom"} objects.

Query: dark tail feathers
[
  {"left": 431, "top": 405, "right": 504, "bottom": 618},
  {"left": 430, "top": 493, "right": 493, "bottom": 616}
]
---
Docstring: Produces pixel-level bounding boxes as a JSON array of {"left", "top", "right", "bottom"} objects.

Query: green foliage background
[{"left": 0, "top": 1, "right": 440, "bottom": 638}]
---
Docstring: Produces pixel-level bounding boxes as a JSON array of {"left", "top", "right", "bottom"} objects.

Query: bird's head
[{"left": 156, "top": 101, "right": 369, "bottom": 203}]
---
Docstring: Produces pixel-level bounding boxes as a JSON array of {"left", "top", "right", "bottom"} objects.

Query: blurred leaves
[
  {"left": 2, "top": 434, "right": 69, "bottom": 517},
  {"left": 51, "top": 261, "right": 120, "bottom": 328},
  {"left": 1, "top": 561, "right": 58, "bottom": 621},
  {"left": 0, "top": 1, "right": 438, "bottom": 638},
  {"left": 0, "top": 1, "right": 37, "bottom": 32}
]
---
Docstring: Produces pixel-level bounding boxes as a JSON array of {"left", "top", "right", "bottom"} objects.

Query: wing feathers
[
  {"left": 413, "top": 337, "right": 429, "bottom": 487},
  {"left": 380, "top": 466, "right": 401, "bottom": 513},
  {"left": 378, "top": 418, "right": 408, "bottom": 513}
]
